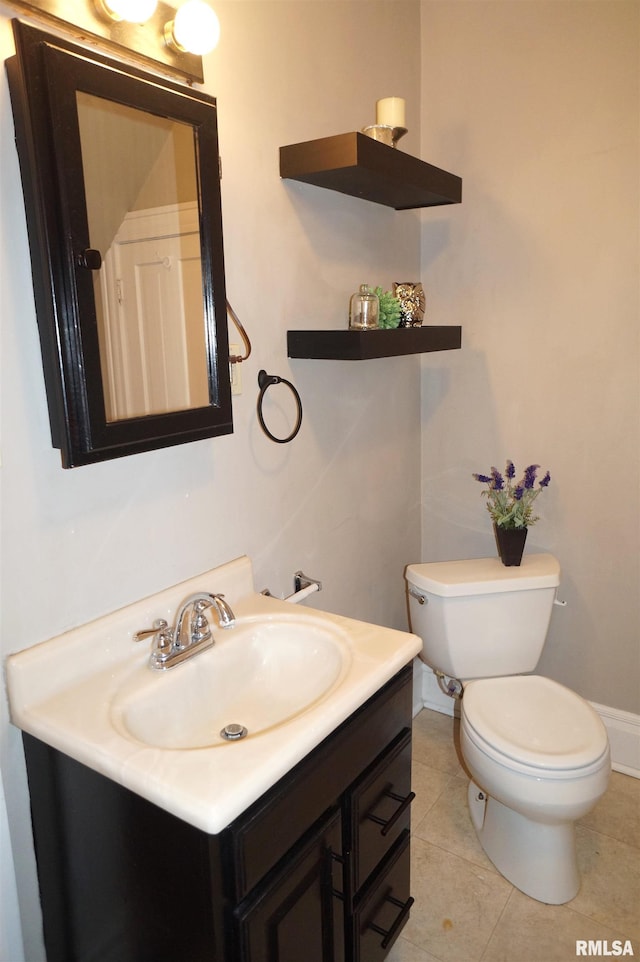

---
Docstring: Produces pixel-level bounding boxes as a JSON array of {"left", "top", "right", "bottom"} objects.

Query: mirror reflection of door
[{"left": 76, "top": 92, "right": 209, "bottom": 422}]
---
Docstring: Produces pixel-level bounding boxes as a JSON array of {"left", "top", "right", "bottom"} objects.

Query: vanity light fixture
[
  {"left": 97, "top": 0, "right": 220, "bottom": 56},
  {"left": 96, "top": 0, "right": 159, "bottom": 23},
  {"left": 164, "top": 0, "right": 220, "bottom": 55},
  {"left": 3, "top": 0, "right": 216, "bottom": 81}
]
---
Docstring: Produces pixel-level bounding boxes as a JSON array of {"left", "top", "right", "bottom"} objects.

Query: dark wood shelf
[
  {"left": 287, "top": 326, "right": 462, "bottom": 361},
  {"left": 280, "top": 132, "right": 462, "bottom": 210}
]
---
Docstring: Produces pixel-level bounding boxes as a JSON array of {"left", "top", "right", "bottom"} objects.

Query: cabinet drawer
[
  {"left": 354, "top": 832, "right": 412, "bottom": 962},
  {"left": 350, "top": 727, "right": 413, "bottom": 893}
]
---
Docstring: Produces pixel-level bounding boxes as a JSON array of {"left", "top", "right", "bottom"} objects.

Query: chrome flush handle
[{"left": 408, "top": 586, "right": 427, "bottom": 605}]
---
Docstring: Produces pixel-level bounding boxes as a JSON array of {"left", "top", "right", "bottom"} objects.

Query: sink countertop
[{"left": 6, "top": 556, "right": 421, "bottom": 833}]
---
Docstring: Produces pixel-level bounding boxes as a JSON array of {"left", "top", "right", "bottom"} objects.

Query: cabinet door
[{"left": 235, "top": 808, "right": 345, "bottom": 962}]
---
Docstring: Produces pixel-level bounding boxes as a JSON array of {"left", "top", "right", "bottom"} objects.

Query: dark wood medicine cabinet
[
  {"left": 6, "top": 21, "right": 232, "bottom": 468},
  {"left": 280, "top": 132, "right": 463, "bottom": 361}
]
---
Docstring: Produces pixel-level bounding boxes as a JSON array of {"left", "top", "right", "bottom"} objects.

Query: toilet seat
[{"left": 462, "top": 675, "right": 609, "bottom": 777}]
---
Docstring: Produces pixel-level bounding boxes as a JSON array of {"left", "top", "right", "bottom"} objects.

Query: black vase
[{"left": 493, "top": 524, "right": 528, "bottom": 566}]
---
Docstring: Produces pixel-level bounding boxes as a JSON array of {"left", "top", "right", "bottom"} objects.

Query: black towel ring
[{"left": 257, "top": 370, "right": 303, "bottom": 444}]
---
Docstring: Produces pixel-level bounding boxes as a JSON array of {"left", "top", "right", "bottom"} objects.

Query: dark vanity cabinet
[{"left": 23, "top": 665, "right": 415, "bottom": 962}]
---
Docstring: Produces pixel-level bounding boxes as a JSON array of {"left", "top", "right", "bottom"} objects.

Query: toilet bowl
[
  {"left": 461, "top": 675, "right": 610, "bottom": 903},
  {"left": 405, "top": 554, "right": 611, "bottom": 904}
]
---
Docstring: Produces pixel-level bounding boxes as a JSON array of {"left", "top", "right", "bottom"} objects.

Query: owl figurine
[{"left": 393, "top": 282, "right": 425, "bottom": 327}]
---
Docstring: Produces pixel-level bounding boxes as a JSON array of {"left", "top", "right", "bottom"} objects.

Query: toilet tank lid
[{"left": 405, "top": 553, "right": 560, "bottom": 596}]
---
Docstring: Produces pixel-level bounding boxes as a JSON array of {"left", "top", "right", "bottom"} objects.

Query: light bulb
[
  {"left": 98, "top": 0, "right": 158, "bottom": 23},
  {"left": 166, "top": 0, "right": 220, "bottom": 55}
]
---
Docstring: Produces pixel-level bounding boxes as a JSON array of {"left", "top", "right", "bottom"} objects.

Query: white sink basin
[
  {"left": 6, "top": 555, "right": 421, "bottom": 833},
  {"left": 112, "top": 615, "right": 350, "bottom": 749}
]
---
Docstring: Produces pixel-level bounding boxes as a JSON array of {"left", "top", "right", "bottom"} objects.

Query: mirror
[
  {"left": 78, "top": 93, "right": 210, "bottom": 422},
  {"left": 6, "top": 21, "right": 232, "bottom": 467}
]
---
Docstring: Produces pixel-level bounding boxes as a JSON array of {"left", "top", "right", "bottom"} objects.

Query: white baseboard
[
  {"left": 417, "top": 664, "right": 640, "bottom": 778},
  {"left": 590, "top": 700, "right": 640, "bottom": 778}
]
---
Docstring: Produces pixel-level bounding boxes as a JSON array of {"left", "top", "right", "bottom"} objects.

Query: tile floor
[{"left": 387, "top": 708, "right": 640, "bottom": 962}]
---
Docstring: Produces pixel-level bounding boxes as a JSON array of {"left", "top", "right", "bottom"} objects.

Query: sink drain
[{"left": 220, "top": 723, "right": 248, "bottom": 741}]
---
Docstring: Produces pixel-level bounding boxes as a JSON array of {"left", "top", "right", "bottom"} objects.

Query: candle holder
[
  {"left": 362, "top": 124, "right": 394, "bottom": 146},
  {"left": 362, "top": 124, "right": 408, "bottom": 149},
  {"left": 391, "top": 126, "right": 408, "bottom": 147}
]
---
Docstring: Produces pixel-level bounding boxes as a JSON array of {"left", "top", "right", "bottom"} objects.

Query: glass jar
[{"left": 349, "top": 284, "right": 379, "bottom": 330}]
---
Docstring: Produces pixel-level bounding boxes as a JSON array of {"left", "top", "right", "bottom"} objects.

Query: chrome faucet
[{"left": 134, "top": 592, "right": 235, "bottom": 670}]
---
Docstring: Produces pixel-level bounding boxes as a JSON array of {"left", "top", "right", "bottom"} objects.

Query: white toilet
[{"left": 405, "top": 553, "right": 610, "bottom": 905}]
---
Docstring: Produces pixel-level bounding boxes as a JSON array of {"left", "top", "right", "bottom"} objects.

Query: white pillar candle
[{"left": 376, "top": 97, "right": 406, "bottom": 128}]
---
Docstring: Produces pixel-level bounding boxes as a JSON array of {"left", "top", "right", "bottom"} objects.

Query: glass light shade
[
  {"left": 170, "top": 0, "right": 220, "bottom": 55},
  {"left": 100, "top": 0, "right": 158, "bottom": 22}
]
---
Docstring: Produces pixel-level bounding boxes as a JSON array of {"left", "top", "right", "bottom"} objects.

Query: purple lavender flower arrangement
[{"left": 473, "top": 460, "right": 551, "bottom": 529}]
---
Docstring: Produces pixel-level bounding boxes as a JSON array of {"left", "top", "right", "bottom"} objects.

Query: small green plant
[
  {"left": 473, "top": 460, "right": 551, "bottom": 529},
  {"left": 374, "top": 287, "right": 401, "bottom": 329}
]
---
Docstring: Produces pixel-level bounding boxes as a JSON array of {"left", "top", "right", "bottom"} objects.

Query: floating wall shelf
[
  {"left": 287, "top": 326, "right": 462, "bottom": 361},
  {"left": 279, "top": 132, "right": 462, "bottom": 210}
]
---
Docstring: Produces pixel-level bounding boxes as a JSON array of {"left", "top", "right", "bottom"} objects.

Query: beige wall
[
  {"left": 1, "top": 1, "right": 638, "bottom": 957},
  {"left": 419, "top": 0, "right": 639, "bottom": 713},
  {"left": 0, "top": 4, "right": 422, "bottom": 958}
]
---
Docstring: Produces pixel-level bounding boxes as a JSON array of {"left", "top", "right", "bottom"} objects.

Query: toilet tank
[{"left": 405, "top": 554, "right": 560, "bottom": 680}]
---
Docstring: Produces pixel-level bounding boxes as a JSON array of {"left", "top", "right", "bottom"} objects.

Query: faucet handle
[
  {"left": 133, "top": 619, "right": 170, "bottom": 641},
  {"left": 134, "top": 619, "right": 175, "bottom": 668},
  {"left": 211, "top": 594, "right": 235, "bottom": 629}
]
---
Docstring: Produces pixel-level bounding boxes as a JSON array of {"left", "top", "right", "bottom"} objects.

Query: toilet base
[{"left": 467, "top": 781, "right": 580, "bottom": 904}]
